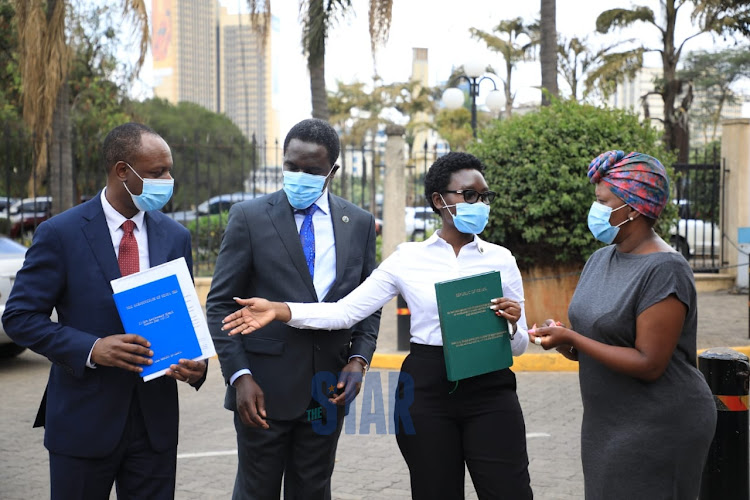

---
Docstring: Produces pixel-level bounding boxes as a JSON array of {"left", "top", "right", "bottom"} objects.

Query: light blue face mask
[
  {"left": 440, "top": 194, "right": 491, "bottom": 235},
  {"left": 283, "top": 167, "right": 333, "bottom": 210},
  {"left": 587, "top": 201, "right": 629, "bottom": 244},
  {"left": 123, "top": 163, "right": 174, "bottom": 212}
]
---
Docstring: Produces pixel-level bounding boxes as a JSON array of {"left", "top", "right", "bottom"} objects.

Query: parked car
[
  {"left": 405, "top": 206, "right": 439, "bottom": 239},
  {"left": 0, "top": 236, "right": 28, "bottom": 358},
  {"left": 0, "top": 196, "right": 19, "bottom": 214},
  {"left": 376, "top": 206, "right": 441, "bottom": 240},
  {"left": 670, "top": 218, "right": 721, "bottom": 258},
  {"left": 166, "top": 192, "right": 258, "bottom": 225},
  {"left": 1, "top": 196, "right": 54, "bottom": 241}
]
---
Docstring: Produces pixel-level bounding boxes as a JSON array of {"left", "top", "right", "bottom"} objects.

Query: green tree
[
  {"left": 0, "top": 0, "right": 22, "bottom": 126},
  {"left": 128, "top": 98, "right": 254, "bottom": 212},
  {"left": 67, "top": 4, "right": 135, "bottom": 197},
  {"left": 13, "top": 0, "right": 148, "bottom": 210},
  {"left": 596, "top": 0, "right": 749, "bottom": 162},
  {"left": 435, "top": 107, "right": 475, "bottom": 152},
  {"left": 557, "top": 36, "right": 643, "bottom": 103},
  {"left": 470, "top": 18, "right": 536, "bottom": 119},
  {"left": 246, "top": 0, "right": 393, "bottom": 121},
  {"left": 680, "top": 46, "right": 750, "bottom": 144},
  {"left": 470, "top": 99, "right": 675, "bottom": 269}
]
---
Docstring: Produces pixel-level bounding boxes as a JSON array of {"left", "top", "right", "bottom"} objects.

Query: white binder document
[{"left": 110, "top": 257, "right": 215, "bottom": 381}]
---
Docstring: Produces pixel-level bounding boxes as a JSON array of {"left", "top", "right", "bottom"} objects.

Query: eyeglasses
[{"left": 441, "top": 189, "right": 497, "bottom": 205}]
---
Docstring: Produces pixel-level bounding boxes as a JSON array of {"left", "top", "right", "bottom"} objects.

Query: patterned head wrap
[{"left": 587, "top": 150, "right": 669, "bottom": 219}]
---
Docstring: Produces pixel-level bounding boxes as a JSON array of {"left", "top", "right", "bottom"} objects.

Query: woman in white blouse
[{"left": 223, "top": 152, "right": 533, "bottom": 499}]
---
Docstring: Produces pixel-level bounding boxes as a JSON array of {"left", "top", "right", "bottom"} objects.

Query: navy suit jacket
[
  {"left": 206, "top": 190, "right": 381, "bottom": 420},
  {"left": 2, "top": 193, "right": 199, "bottom": 459}
]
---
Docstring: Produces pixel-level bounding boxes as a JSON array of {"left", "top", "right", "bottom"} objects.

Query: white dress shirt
[
  {"left": 288, "top": 231, "right": 530, "bottom": 356},
  {"left": 101, "top": 189, "right": 150, "bottom": 272},
  {"left": 293, "top": 189, "right": 336, "bottom": 300},
  {"left": 88, "top": 189, "right": 149, "bottom": 368}
]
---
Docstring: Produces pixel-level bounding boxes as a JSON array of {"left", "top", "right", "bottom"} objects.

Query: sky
[{"left": 130, "top": 0, "right": 749, "bottom": 136}]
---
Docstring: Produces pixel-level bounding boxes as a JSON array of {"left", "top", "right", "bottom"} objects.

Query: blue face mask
[
  {"left": 587, "top": 201, "right": 629, "bottom": 244},
  {"left": 123, "top": 163, "right": 174, "bottom": 212},
  {"left": 440, "top": 194, "right": 491, "bottom": 235},
  {"left": 283, "top": 168, "right": 333, "bottom": 210}
]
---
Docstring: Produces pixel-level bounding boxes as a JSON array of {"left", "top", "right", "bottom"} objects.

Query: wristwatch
[{"left": 352, "top": 357, "right": 368, "bottom": 374}]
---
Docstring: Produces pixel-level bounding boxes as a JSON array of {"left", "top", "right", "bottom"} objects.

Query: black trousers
[
  {"left": 232, "top": 403, "right": 345, "bottom": 500},
  {"left": 49, "top": 393, "right": 176, "bottom": 500},
  {"left": 395, "top": 343, "right": 533, "bottom": 500}
]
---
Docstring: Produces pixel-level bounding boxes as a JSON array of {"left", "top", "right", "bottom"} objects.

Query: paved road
[
  {"left": 0, "top": 350, "right": 583, "bottom": 500},
  {"left": 1, "top": 289, "right": 746, "bottom": 499}
]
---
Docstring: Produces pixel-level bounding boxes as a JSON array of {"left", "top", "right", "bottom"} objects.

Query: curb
[{"left": 371, "top": 346, "right": 750, "bottom": 372}]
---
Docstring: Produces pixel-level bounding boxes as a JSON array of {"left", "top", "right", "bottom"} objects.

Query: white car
[
  {"left": 670, "top": 219, "right": 721, "bottom": 258},
  {"left": 0, "top": 237, "right": 29, "bottom": 358},
  {"left": 405, "top": 206, "right": 439, "bottom": 240}
]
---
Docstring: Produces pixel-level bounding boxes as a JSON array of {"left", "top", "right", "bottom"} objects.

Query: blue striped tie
[{"left": 298, "top": 204, "right": 318, "bottom": 279}]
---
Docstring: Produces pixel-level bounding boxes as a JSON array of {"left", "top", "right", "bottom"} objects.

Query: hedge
[{"left": 470, "top": 99, "right": 676, "bottom": 269}]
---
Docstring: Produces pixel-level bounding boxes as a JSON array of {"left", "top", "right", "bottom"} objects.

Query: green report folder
[{"left": 434, "top": 271, "right": 513, "bottom": 381}]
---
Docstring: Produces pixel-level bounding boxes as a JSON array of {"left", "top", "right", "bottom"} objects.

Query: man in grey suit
[{"left": 206, "top": 118, "right": 381, "bottom": 499}]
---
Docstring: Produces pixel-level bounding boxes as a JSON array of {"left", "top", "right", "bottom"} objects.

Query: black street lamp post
[{"left": 442, "top": 61, "right": 504, "bottom": 138}]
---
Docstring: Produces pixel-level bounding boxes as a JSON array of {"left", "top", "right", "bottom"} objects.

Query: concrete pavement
[
  {"left": 0, "top": 351, "right": 584, "bottom": 500},
  {"left": 0, "top": 289, "right": 746, "bottom": 499},
  {"left": 371, "top": 288, "right": 750, "bottom": 370}
]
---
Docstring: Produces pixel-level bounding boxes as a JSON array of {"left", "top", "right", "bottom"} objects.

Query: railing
[
  {"left": 0, "top": 131, "right": 444, "bottom": 276},
  {"left": 671, "top": 146, "right": 723, "bottom": 272}
]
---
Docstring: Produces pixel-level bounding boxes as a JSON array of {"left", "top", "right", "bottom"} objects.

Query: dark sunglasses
[{"left": 442, "top": 189, "right": 497, "bottom": 205}]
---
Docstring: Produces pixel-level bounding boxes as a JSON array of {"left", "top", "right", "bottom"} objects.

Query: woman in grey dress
[{"left": 529, "top": 150, "right": 716, "bottom": 499}]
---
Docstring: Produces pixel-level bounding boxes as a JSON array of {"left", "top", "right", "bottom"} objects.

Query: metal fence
[
  {"left": 0, "top": 131, "right": 443, "bottom": 276},
  {"left": 671, "top": 146, "right": 724, "bottom": 272}
]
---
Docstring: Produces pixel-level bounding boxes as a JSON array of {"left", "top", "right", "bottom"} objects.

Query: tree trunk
[
  {"left": 309, "top": 57, "right": 328, "bottom": 121},
  {"left": 47, "top": 79, "right": 75, "bottom": 215},
  {"left": 307, "top": 0, "right": 329, "bottom": 121},
  {"left": 660, "top": 0, "right": 689, "bottom": 162},
  {"left": 504, "top": 59, "right": 513, "bottom": 119},
  {"left": 540, "top": 0, "right": 558, "bottom": 105}
]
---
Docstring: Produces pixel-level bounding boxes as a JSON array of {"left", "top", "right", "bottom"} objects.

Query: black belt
[{"left": 409, "top": 342, "right": 444, "bottom": 358}]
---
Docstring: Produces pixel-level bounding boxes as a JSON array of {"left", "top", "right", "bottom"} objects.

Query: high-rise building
[
  {"left": 150, "top": 1, "right": 278, "bottom": 148},
  {"left": 217, "top": 7, "right": 276, "bottom": 148},
  {"left": 151, "top": 0, "right": 218, "bottom": 112}
]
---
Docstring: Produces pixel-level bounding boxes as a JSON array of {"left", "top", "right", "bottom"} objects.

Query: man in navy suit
[
  {"left": 206, "top": 119, "right": 380, "bottom": 499},
  {"left": 2, "top": 123, "right": 207, "bottom": 500}
]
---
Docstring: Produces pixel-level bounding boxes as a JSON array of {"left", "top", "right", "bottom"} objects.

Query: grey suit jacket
[{"left": 206, "top": 190, "right": 381, "bottom": 420}]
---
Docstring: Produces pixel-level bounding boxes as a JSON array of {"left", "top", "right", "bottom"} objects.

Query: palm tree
[
  {"left": 14, "top": 0, "right": 148, "bottom": 209},
  {"left": 596, "top": 0, "right": 749, "bottom": 162},
  {"left": 539, "top": 0, "right": 558, "bottom": 105},
  {"left": 557, "top": 36, "right": 643, "bottom": 102},
  {"left": 248, "top": 0, "right": 393, "bottom": 121},
  {"left": 470, "top": 18, "right": 536, "bottom": 119}
]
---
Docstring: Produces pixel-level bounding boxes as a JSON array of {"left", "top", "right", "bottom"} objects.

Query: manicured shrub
[{"left": 470, "top": 99, "right": 676, "bottom": 269}]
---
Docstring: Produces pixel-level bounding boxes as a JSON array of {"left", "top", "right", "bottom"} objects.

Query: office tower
[
  {"left": 151, "top": 1, "right": 277, "bottom": 147},
  {"left": 151, "top": 0, "right": 218, "bottom": 112},
  {"left": 218, "top": 7, "right": 275, "bottom": 147}
]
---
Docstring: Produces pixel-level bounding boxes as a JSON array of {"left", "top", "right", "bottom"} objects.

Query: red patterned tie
[{"left": 118, "top": 220, "right": 139, "bottom": 276}]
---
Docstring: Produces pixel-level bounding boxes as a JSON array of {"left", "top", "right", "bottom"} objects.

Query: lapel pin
[{"left": 342, "top": 216, "right": 350, "bottom": 223}]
